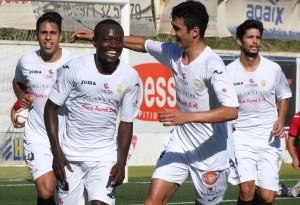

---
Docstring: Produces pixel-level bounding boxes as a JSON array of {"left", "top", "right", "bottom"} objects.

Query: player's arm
[
  {"left": 70, "top": 29, "right": 147, "bottom": 53},
  {"left": 159, "top": 106, "right": 238, "bottom": 126},
  {"left": 12, "top": 79, "right": 33, "bottom": 109},
  {"left": 44, "top": 99, "right": 73, "bottom": 182},
  {"left": 110, "top": 121, "right": 133, "bottom": 187},
  {"left": 287, "top": 135, "right": 299, "bottom": 171},
  {"left": 272, "top": 98, "right": 289, "bottom": 137}
]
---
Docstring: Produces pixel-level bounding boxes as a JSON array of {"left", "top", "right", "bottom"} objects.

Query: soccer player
[
  {"left": 226, "top": 19, "right": 292, "bottom": 204},
  {"left": 44, "top": 19, "right": 141, "bottom": 205},
  {"left": 287, "top": 111, "right": 300, "bottom": 197},
  {"left": 12, "top": 12, "right": 79, "bottom": 205},
  {"left": 71, "top": 1, "right": 239, "bottom": 204}
]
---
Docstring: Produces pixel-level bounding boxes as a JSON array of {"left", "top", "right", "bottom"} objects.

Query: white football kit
[
  {"left": 14, "top": 48, "right": 79, "bottom": 180},
  {"left": 48, "top": 54, "right": 141, "bottom": 204},
  {"left": 145, "top": 40, "right": 239, "bottom": 204},
  {"left": 226, "top": 56, "right": 292, "bottom": 191}
]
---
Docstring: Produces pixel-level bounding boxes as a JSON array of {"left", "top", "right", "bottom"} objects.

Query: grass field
[{"left": 0, "top": 163, "right": 299, "bottom": 205}]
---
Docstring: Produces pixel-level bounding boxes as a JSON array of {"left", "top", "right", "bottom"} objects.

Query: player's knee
[
  {"left": 37, "top": 189, "right": 54, "bottom": 200},
  {"left": 144, "top": 197, "right": 165, "bottom": 205},
  {"left": 259, "top": 196, "right": 275, "bottom": 205}
]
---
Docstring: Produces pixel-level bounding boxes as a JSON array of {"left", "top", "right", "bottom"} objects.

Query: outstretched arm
[
  {"left": 109, "top": 121, "right": 133, "bottom": 187},
  {"left": 70, "top": 29, "right": 147, "bottom": 52},
  {"left": 44, "top": 99, "right": 73, "bottom": 182}
]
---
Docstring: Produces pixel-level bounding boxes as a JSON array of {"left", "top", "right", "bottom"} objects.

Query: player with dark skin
[{"left": 45, "top": 19, "right": 139, "bottom": 205}]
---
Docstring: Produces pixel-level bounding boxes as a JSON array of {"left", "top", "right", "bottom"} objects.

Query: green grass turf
[{"left": 0, "top": 163, "right": 299, "bottom": 204}]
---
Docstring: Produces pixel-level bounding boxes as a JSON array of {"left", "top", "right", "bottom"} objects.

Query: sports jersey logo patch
[
  {"left": 202, "top": 171, "right": 220, "bottom": 185},
  {"left": 192, "top": 79, "right": 201, "bottom": 89},
  {"left": 261, "top": 80, "right": 266, "bottom": 87},
  {"left": 117, "top": 85, "right": 124, "bottom": 94}
]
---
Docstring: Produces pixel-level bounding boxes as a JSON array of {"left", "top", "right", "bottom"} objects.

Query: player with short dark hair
[
  {"left": 227, "top": 19, "right": 292, "bottom": 204},
  {"left": 13, "top": 11, "right": 80, "bottom": 205},
  {"left": 44, "top": 19, "right": 141, "bottom": 205}
]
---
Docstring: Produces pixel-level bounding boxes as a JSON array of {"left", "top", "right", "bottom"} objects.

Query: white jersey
[
  {"left": 48, "top": 54, "right": 141, "bottom": 161},
  {"left": 145, "top": 40, "right": 239, "bottom": 170},
  {"left": 226, "top": 56, "right": 292, "bottom": 148},
  {"left": 15, "top": 48, "right": 79, "bottom": 147}
]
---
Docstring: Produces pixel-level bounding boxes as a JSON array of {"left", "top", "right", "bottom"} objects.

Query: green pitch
[{"left": 0, "top": 164, "right": 299, "bottom": 205}]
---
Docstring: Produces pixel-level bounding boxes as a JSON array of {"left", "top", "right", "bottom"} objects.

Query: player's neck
[
  {"left": 182, "top": 41, "right": 206, "bottom": 65},
  {"left": 40, "top": 48, "right": 62, "bottom": 63},
  {"left": 240, "top": 53, "right": 260, "bottom": 72}
]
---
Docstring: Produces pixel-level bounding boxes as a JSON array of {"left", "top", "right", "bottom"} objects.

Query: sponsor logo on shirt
[
  {"left": 29, "top": 70, "right": 41, "bottom": 74},
  {"left": 81, "top": 80, "right": 96, "bottom": 85},
  {"left": 233, "top": 82, "right": 243, "bottom": 86},
  {"left": 202, "top": 171, "right": 220, "bottom": 185},
  {"left": 213, "top": 70, "right": 223, "bottom": 74},
  {"left": 62, "top": 65, "right": 69, "bottom": 69}
]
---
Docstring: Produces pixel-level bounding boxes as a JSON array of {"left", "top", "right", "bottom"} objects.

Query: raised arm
[{"left": 70, "top": 29, "right": 147, "bottom": 53}]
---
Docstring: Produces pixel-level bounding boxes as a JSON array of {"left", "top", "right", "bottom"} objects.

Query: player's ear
[{"left": 92, "top": 37, "right": 96, "bottom": 47}]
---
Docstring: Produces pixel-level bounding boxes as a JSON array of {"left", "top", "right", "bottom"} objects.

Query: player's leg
[
  {"left": 24, "top": 144, "right": 56, "bottom": 205},
  {"left": 255, "top": 148, "right": 280, "bottom": 204},
  {"left": 84, "top": 161, "right": 117, "bottom": 205},
  {"left": 57, "top": 161, "right": 85, "bottom": 205},
  {"left": 144, "top": 151, "right": 189, "bottom": 205},
  {"left": 35, "top": 171, "right": 56, "bottom": 205},
  {"left": 234, "top": 149, "right": 257, "bottom": 204},
  {"left": 190, "top": 167, "right": 230, "bottom": 205}
]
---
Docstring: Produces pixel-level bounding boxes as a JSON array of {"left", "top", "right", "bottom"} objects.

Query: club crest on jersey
[
  {"left": 202, "top": 171, "right": 220, "bottom": 185},
  {"left": 192, "top": 79, "right": 201, "bottom": 89},
  {"left": 261, "top": 80, "right": 266, "bottom": 87},
  {"left": 117, "top": 85, "right": 124, "bottom": 94}
]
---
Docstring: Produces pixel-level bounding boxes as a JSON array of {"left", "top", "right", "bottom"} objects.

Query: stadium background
[{"left": 1, "top": 0, "right": 300, "bottom": 174}]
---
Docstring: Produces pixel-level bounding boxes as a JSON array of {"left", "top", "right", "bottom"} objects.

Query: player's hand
[
  {"left": 292, "top": 158, "right": 300, "bottom": 172},
  {"left": 272, "top": 120, "right": 285, "bottom": 138},
  {"left": 70, "top": 29, "right": 93, "bottom": 42},
  {"left": 158, "top": 109, "right": 188, "bottom": 126},
  {"left": 18, "top": 94, "right": 33, "bottom": 109},
  {"left": 109, "top": 162, "right": 126, "bottom": 187},
  {"left": 52, "top": 151, "right": 73, "bottom": 183}
]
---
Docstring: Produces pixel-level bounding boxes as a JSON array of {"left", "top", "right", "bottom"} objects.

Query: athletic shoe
[
  {"left": 276, "top": 182, "right": 291, "bottom": 197},
  {"left": 290, "top": 181, "right": 300, "bottom": 198}
]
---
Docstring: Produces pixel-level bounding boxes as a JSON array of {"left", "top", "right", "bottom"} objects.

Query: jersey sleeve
[
  {"left": 210, "top": 59, "right": 239, "bottom": 107},
  {"left": 120, "top": 70, "right": 142, "bottom": 122},
  {"left": 48, "top": 63, "right": 77, "bottom": 106},
  {"left": 275, "top": 69, "right": 292, "bottom": 100},
  {"left": 14, "top": 58, "right": 26, "bottom": 84},
  {"left": 288, "top": 114, "right": 300, "bottom": 138}
]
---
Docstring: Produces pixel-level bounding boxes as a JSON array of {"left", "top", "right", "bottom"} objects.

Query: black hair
[
  {"left": 94, "top": 19, "right": 124, "bottom": 40},
  {"left": 236, "top": 19, "right": 264, "bottom": 40},
  {"left": 36, "top": 12, "right": 63, "bottom": 32},
  {"left": 171, "top": 1, "right": 209, "bottom": 38}
]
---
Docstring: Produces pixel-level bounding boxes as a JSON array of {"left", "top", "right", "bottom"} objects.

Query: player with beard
[
  {"left": 226, "top": 19, "right": 292, "bottom": 204},
  {"left": 44, "top": 19, "right": 141, "bottom": 205}
]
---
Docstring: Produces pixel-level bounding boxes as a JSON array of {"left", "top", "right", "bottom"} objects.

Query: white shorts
[
  {"left": 24, "top": 143, "right": 53, "bottom": 181},
  {"left": 57, "top": 161, "right": 116, "bottom": 205},
  {"left": 234, "top": 145, "right": 281, "bottom": 191},
  {"left": 152, "top": 151, "right": 229, "bottom": 205}
]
